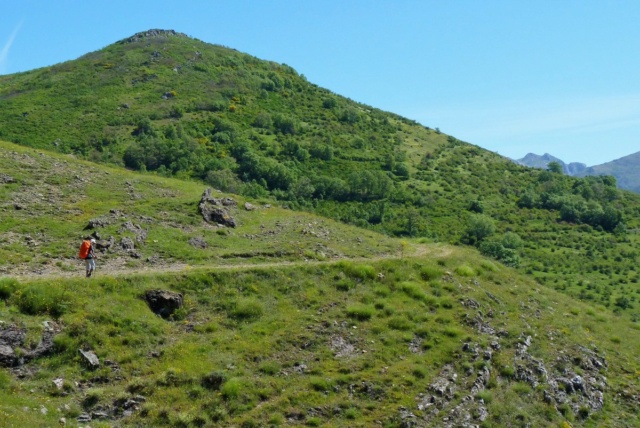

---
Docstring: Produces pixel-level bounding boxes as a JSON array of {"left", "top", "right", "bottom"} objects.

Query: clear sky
[{"left": 2, "top": 0, "right": 640, "bottom": 166}]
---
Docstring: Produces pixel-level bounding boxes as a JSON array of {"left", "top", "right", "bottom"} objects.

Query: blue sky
[{"left": 2, "top": 1, "right": 640, "bottom": 166}]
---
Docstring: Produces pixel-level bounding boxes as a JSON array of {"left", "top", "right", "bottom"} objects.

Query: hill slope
[
  {"left": 0, "top": 137, "right": 639, "bottom": 428},
  {"left": 2, "top": 257, "right": 638, "bottom": 427},
  {"left": 1, "top": 30, "right": 640, "bottom": 323}
]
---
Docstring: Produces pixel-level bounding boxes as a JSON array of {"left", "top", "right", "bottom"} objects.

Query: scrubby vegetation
[
  {"left": 1, "top": 254, "right": 638, "bottom": 427},
  {"left": 0, "top": 29, "right": 639, "bottom": 426},
  {"left": 1, "top": 28, "right": 639, "bottom": 321}
]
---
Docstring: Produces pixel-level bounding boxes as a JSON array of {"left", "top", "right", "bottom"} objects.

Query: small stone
[{"left": 79, "top": 349, "right": 100, "bottom": 369}]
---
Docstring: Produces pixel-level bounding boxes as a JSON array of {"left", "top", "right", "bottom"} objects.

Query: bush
[
  {"left": 455, "top": 265, "right": 476, "bottom": 277},
  {"left": 13, "top": 283, "right": 71, "bottom": 317},
  {"left": 221, "top": 378, "right": 242, "bottom": 400},
  {"left": 479, "top": 241, "right": 521, "bottom": 267},
  {"left": 388, "top": 316, "right": 413, "bottom": 331},
  {"left": 230, "top": 298, "right": 264, "bottom": 321},
  {"left": 474, "top": 390, "right": 493, "bottom": 403},
  {"left": 420, "top": 266, "right": 443, "bottom": 281},
  {"left": 399, "top": 282, "right": 427, "bottom": 302},
  {"left": 346, "top": 304, "right": 374, "bottom": 321},
  {"left": 309, "top": 377, "right": 333, "bottom": 392},
  {"left": 0, "top": 277, "right": 19, "bottom": 299},
  {"left": 201, "top": 371, "right": 227, "bottom": 390},
  {"left": 258, "top": 361, "right": 280, "bottom": 375},
  {"left": 341, "top": 263, "right": 376, "bottom": 281},
  {"left": 463, "top": 214, "right": 496, "bottom": 245}
]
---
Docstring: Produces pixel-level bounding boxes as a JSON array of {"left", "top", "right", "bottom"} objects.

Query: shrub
[
  {"left": 474, "top": 390, "right": 492, "bottom": 404},
  {"left": 443, "top": 327, "right": 462, "bottom": 337},
  {"left": 258, "top": 361, "right": 280, "bottom": 375},
  {"left": 455, "top": 265, "right": 476, "bottom": 277},
  {"left": 201, "top": 371, "right": 227, "bottom": 390},
  {"left": 388, "top": 316, "right": 413, "bottom": 331},
  {"left": 346, "top": 305, "right": 374, "bottom": 321},
  {"left": 230, "top": 298, "right": 264, "bottom": 321},
  {"left": 399, "top": 282, "right": 426, "bottom": 300},
  {"left": 338, "top": 262, "right": 376, "bottom": 281},
  {"left": 309, "top": 377, "right": 333, "bottom": 392},
  {"left": 0, "top": 277, "right": 19, "bottom": 299},
  {"left": 463, "top": 214, "right": 496, "bottom": 245},
  {"left": 13, "top": 283, "right": 71, "bottom": 317},
  {"left": 335, "top": 278, "right": 354, "bottom": 291},
  {"left": 499, "top": 365, "right": 515, "bottom": 378},
  {"left": 82, "top": 388, "right": 105, "bottom": 408},
  {"left": 221, "top": 378, "right": 242, "bottom": 400},
  {"left": 420, "top": 266, "right": 443, "bottom": 281}
]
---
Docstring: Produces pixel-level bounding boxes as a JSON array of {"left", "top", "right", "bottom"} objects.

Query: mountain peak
[{"left": 119, "top": 29, "right": 189, "bottom": 44}]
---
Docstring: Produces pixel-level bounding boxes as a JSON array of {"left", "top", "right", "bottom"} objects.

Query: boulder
[
  {"left": 188, "top": 237, "right": 208, "bottom": 249},
  {"left": 0, "top": 174, "right": 16, "bottom": 184},
  {"left": 121, "top": 237, "right": 135, "bottom": 251},
  {"left": 0, "top": 322, "right": 61, "bottom": 367},
  {"left": 198, "top": 188, "right": 237, "bottom": 228},
  {"left": 144, "top": 289, "right": 183, "bottom": 319},
  {"left": 0, "top": 344, "right": 17, "bottom": 367},
  {"left": 79, "top": 349, "right": 100, "bottom": 369}
]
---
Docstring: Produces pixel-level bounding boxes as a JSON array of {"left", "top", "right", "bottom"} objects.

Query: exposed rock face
[
  {"left": 144, "top": 289, "right": 183, "bottom": 319},
  {"left": 121, "top": 237, "right": 135, "bottom": 251},
  {"left": 121, "top": 29, "right": 188, "bottom": 44},
  {"left": 0, "top": 174, "right": 16, "bottom": 184},
  {"left": 0, "top": 322, "right": 61, "bottom": 367},
  {"left": 120, "top": 221, "right": 147, "bottom": 242},
  {"left": 198, "top": 188, "right": 237, "bottom": 228}
]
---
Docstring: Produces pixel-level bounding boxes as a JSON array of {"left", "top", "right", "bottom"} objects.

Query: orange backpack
[{"left": 78, "top": 240, "right": 91, "bottom": 259}]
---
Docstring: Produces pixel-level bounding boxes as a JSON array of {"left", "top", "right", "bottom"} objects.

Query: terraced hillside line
[{"left": 8, "top": 242, "right": 453, "bottom": 281}]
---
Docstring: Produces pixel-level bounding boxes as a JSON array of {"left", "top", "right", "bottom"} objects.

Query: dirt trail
[{"left": 6, "top": 243, "right": 454, "bottom": 281}]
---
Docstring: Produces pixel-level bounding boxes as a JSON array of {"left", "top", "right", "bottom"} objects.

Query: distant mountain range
[
  {"left": 515, "top": 153, "right": 587, "bottom": 176},
  {"left": 515, "top": 151, "right": 640, "bottom": 193}
]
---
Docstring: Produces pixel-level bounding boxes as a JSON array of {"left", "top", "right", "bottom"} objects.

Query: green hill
[
  {"left": 1, "top": 30, "right": 638, "bottom": 322},
  {"left": 0, "top": 29, "right": 639, "bottom": 426},
  {"left": 0, "top": 142, "right": 637, "bottom": 427}
]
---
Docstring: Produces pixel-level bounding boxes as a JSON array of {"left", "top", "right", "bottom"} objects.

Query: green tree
[
  {"left": 463, "top": 214, "right": 496, "bottom": 245},
  {"left": 547, "top": 161, "right": 563, "bottom": 174}
]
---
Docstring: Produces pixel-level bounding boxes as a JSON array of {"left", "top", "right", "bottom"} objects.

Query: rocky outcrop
[
  {"left": 144, "top": 289, "right": 183, "bottom": 319},
  {"left": 198, "top": 188, "right": 237, "bottom": 228},
  {"left": 121, "top": 29, "right": 188, "bottom": 44},
  {"left": 0, "top": 322, "right": 61, "bottom": 367},
  {"left": 188, "top": 237, "right": 208, "bottom": 249}
]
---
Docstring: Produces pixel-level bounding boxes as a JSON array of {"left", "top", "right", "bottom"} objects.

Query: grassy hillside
[
  {"left": 1, "top": 30, "right": 639, "bottom": 322},
  {"left": 2, "top": 251, "right": 639, "bottom": 427},
  {"left": 0, "top": 141, "right": 639, "bottom": 427},
  {"left": 0, "top": 140, "right": 405, "bottom": 278}
]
